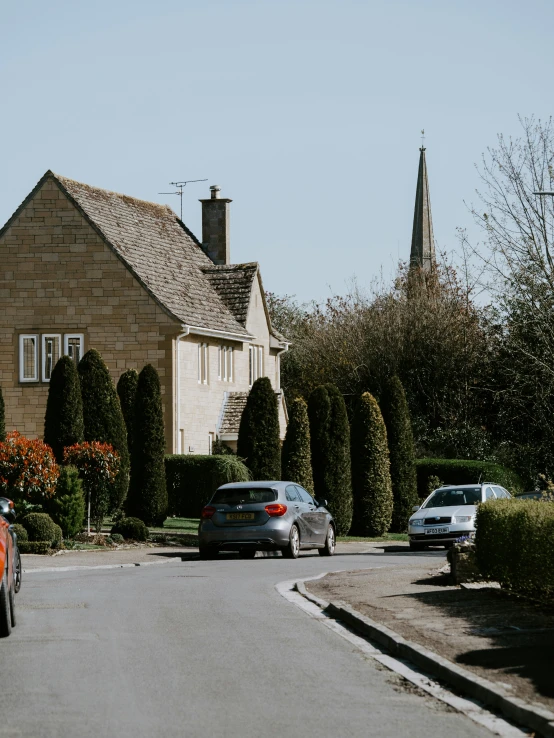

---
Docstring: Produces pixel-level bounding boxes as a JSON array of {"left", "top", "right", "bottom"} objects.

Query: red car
[{"left": 0, "top": 498, "right": 19, "bottom": 636}]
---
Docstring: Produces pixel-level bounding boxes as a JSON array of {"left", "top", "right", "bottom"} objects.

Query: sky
[{"left": 1, "top": 0, "right": 553, "bottom": 303}]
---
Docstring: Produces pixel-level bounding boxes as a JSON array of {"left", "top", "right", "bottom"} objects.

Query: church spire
[{"left": 409, "top": 146, "right": 435, "bottom": 272}]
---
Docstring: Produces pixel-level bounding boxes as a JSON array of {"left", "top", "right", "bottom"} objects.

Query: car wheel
[
  {"left": 13, "top": 548, "right": 21, "bottom": 594},
  {"left": 199, "top": 546, "right": 218, "bottom": 560},
  {"left": 238, "top": 549, "right": 256, "bottom": 559},
  {"left": 282, "top": 524, "right": 300, "bottom": 559},
  {"left": 0, "top": 566, "right": 12, "bottom": 637},
  {"left": 409, "top": 542, "right": 426, "bottom": 551},
  {"left": 8, "top": 578, "right": 15, "bottom": 628},
  {"left": 318, "top": 525, "right": 336, "bottom": 556}
]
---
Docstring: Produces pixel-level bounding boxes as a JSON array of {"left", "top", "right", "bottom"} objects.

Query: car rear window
[
  {"left": 211, "top": 488, "right": 277, "bottom": 505},
  {"left": 422, "top": 488, "right": 482, "bottom": 508}
]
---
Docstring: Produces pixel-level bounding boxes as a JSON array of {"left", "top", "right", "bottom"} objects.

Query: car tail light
[
  {"left": 201, "top": 505, "right": 216, "bottom": 519},
  {"left": 265, "top": 503, "right": 288, "bottom": 517}
]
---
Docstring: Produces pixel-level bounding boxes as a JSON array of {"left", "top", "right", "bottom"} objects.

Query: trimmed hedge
[
  {"left": 415, "top": 458, "right": 524, "bottom": 499},
  {"left": 18, "top": 541, "right": 52, "bottom": 555},
  {"left": 237, "top": 377, "right": 281, "bottom": 480},
  {"left": 165, "top": 455, "right": 250, "bottom": 518},
  {"left": 111, "top": 517, "right": 149, "bottom": 542},
  {"left": 476, "top": 499, "right": 554, "bottom": 601},
  {"left": 11, "top": 524, "right": 28, "bottom": 542},
  {"left": 281, "top": 397, "right": 314, "bottom": 495},
  {"left": 43, "top": 356, "right": 84, "bottom": 463},
  {"left": 20, "top": 513, "right": 62, "bottom": 545}
]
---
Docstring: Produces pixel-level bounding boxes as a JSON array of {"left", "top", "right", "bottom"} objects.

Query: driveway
[{"left": 7, "top": 547, "right": 495, "bottom": 738}]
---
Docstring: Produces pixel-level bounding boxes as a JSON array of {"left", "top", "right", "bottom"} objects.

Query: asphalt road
[{"left": 5, "top": 548, "right": 495, "bottom": 738}]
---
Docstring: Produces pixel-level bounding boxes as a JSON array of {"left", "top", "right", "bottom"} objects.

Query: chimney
[{"left": 200, "top": 185, "right": 232, "bottom": 265}]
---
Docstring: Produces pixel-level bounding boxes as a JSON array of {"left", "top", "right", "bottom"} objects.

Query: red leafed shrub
[
  {"left": 0, "top": 431, "right": 59, "bottom": 506},
  {"left": 64, "top": 442, "right": 120, "bottom": 532}
]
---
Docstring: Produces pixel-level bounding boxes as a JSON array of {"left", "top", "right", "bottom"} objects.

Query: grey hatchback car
[{"left": 198, "top": 481, "right": 336, "bottom": 559}]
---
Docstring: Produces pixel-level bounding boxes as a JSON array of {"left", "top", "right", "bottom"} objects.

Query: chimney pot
[{"left": 210, "top": 185, "right": 221, "bottom": 200}]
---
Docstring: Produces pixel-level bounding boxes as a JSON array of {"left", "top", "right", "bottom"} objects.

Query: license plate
[
  {"left": 425, "top": 527, "right": 449, "bottom": 535},
  {"left": 226, "top": 513, "right": 255, "bottom": 520}
]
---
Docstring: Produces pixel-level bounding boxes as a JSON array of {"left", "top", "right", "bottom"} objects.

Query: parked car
[
  {"left": 198, "top": 481, "right": 336, "bottom": 560},
  {"left": 408, "top": 483, "right": 511, "bottom": 551},
  {"left": 0, "top": 497, "right": 19, "bottom": 636}
]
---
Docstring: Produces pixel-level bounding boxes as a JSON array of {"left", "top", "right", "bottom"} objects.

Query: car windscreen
[
  {"left": 211, "top": 488, "right": 277, "bottom": 505},
  {"left": 422, "top": 488, "right": 481, "bottom": 508}
]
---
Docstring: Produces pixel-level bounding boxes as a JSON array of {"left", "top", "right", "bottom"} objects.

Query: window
[
  {"left": 296, "top": 486, "right": 315, "bottom": 504},
  {"left": 485, "top": 487, "right": 496, "bottom": 500},
  {"left": 248, "top": 345, "right": 264, "bottom": 386},
  {"left": 218, "top": 346, "right": 233, "bottom": 382},
  {"left": 64, "top": 334, "right": 84, "bottom": 365},
  {"left": 198, "top": 343, "right": 208, "bottom": 384},
  {"left": 42, "top": 334, "right": 61, "bottom": 381},
  {"left": 285, "top": 485, "right": 300, "bottom": 502},
  {"left": 493, "top": 486, "right": 510, "bottom": 499},
  {"left": 19, "top": 335, "right": 38, "bottom": 382}
]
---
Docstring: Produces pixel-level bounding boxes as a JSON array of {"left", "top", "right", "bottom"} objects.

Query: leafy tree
[
  {"left": 237, "top": 377, "right": 281, "bottom": 480},
  {"left": 49, "top": 465, "right": 85, "bottom": 538},
  {"left": 281, "top": 397, "right": 314, "bottom": 495},
  {"left": 0, "top": 431, "right": 59, "bottom": 507},
  {"left": 308, "top": 384, "right": 352, "bottom": 535},
  {"left": 78, "top": 349, "right": 129, "bottom": 512},
  {"left": 64, "top": 442, "right": 120, "bottom": 533},
  {"left": 126, "top": 365, "right": 167, "bottom": 526},
  {"left": 44, "top": 356, "right": 84, "bottom": 463},
  {"left": 380, "top": 376, "right": 418, "bottom": 532},
  {"left": 117, "top": 369, "right": 138, "bottom": 458},
  {"left": 0, "top": 385, "right": 5, "bottom": 442},
  {"left": 351, "top": 392, "right": 393, "bottom": 536}
]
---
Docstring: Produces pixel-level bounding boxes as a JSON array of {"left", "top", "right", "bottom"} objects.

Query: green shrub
[
  {"left": 415, "top": 459, "right": 524, "bottom": 499},
  {"left": 380, "top": 376, "right": 418, "bottom": 532},
  {"left": 351, "top": 392, "right": 393, "bottom": 536},
  {"left": 43, "top": 356, "right": 84, "bottom": 463},
  {"left": 212, "top": 438, "right": 235, "bottom": 455},
  {"left": 308, "top": 384, "right": 353, "bottom": 536},
  {"left": 49, "top": 465, "right": 85, "bottom": 538},
  {"left": 110, "top": 533, "right": 124, "bottom": 544},
  {"left": 126, "top": 365, "right": 167, "bottom": 526},
  {"left": 281, "top": 397, "right": 314, "bottom": 495},
  {"left": 111, "top": 517, "right": 149, "bottom": 542},
  {"left": 78, "top": 349, "right": 130, "bottom": 512},
  {"left": 20, "top": 513, "right": 62, "bottom": 545},
  {"left": 18, "top": 541, "right": 52, "bottom": 555},
  {"left": 11, "top": 523, "right": 28, "bottom": 542},
  {"left": 476, "top": 499, "right": 554, "bottom": 601},
  {"left": 237, "top": 377, "right": 281, "bottom": 480},
  {"left": 165, "top": 455, "right": 250, "bottom": 518},
  {"left": 117, "top": 369, "right": 138, "bottom": 457}
]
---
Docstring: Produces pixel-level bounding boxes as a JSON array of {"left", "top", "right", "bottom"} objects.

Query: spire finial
[{"left": 420, "top": 128, "right": 425, "bottom": 150}]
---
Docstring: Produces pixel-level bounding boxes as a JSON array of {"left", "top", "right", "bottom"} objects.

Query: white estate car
[{"left": 408, "top": 483, "right": 511, "bottom": 551}]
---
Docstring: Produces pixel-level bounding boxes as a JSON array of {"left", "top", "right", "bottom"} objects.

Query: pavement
[{"left": 9, "top": 542, "right": 502, "bottom": 738}]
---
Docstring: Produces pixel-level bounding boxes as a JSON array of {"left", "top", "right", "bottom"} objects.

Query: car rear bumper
[{"left": 198, "top": 520, "right": 292, "bottom": 551}]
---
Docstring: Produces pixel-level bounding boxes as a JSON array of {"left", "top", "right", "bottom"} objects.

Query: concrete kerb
[{"left": 296, "top": 580, "right": 554, "bottom": 738}]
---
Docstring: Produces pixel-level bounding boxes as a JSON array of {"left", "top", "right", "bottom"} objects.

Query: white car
[{"left": 408, "top": 483, "right": 511, "bottom": 551}]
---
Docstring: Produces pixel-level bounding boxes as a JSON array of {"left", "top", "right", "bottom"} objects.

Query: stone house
[{"left": 0, "top": 172, "right": 289, "bottom": 454}]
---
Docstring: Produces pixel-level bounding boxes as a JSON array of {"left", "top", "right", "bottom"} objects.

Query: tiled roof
[
  {"left": 219, "top": 392, "right": 249, "bottom": 436},
  {"left": 202, "top": 263, "right": 258, "bottom": 326},
  {"left": 52, "top": 173, "right": 252, "bottom": 337}
]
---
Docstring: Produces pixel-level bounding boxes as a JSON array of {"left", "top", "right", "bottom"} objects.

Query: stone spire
[{"left": 409, "top": 147, "right": 435, "bottom": 272}]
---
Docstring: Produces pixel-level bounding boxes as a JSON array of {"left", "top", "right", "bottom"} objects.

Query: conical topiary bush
[
  {"left": 44, "top": 356, "right": 84, "bottom": 463},
  {"left": 281, "top": 397, "right": 314, "bottom": 495},
  {"left": 237, "top": 377, "right": 281, "bottom": 480},
  {"left": 117, "top": 369, "right": 139, "bottom": 458}
]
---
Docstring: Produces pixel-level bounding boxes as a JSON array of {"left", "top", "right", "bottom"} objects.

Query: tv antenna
[{"left": 159, "top": 179, "right": 208, "bottom": 220}]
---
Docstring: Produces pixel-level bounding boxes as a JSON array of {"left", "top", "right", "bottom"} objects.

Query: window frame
[
  {"left": 19, "top": 334, "right": 39, "bottom": 383},
  {"left": 198, "top": 343, "right": 208, "bottom": 385},
  {"left": 64, "top": 333, "right": 84, "bottom": 365},
  {"left": 41, "top": 334, "right": 62, "bottom": 382}
]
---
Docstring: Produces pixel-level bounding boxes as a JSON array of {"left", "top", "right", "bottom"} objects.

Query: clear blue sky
[{"left": 1, "top": 0, "right": 553, "bottom": 302}]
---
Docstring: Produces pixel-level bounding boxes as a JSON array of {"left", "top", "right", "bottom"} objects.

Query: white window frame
[
  {"left": 248, "top": 344, "right": 264, "bottom": 386},
  {"left": 227, "top": 346, "right": 233, "bottom": 382},
  {"left": 64, "top": 333, "right": 84, "bottom": 365},
  {"left": 198, "top": 343, "right": 208, "bottom": 384},
  {"left": 19, "top": 334, "right": 39, "bottom": 382},
  {"left": 41, "top": 334, "right": 62, "bottom": 382},
  {"left": 218, "top": 346, "right": 234, "bottom": 382}
]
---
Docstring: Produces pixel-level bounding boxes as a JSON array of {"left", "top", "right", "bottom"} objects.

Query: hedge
[
  {"left": 20, "top": 513, "right": 62, "bottom": 545},
  {"left": 476, "top": 499, "right": 554, "bottom": 601},
  {"left": 415, "top": 458, "right": 523, "bottom": 499},
  {"left": 111, "top": 517, "right": 149, "bottom": 541},
  {"left": 11, "top": 524, "right": 28, "bottom": 542},
  {"left": 18, "top": 541, "right": 52, "bottom": 555},
  {"left": 165, "top": 455, "right": 250, "bottom": 518}
]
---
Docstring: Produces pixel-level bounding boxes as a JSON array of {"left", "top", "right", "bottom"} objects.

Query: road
[{"left": 5, "top": 548, "right": 496, "bottom": 738}]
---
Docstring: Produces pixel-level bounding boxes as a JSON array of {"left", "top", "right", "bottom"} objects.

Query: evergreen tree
[
  {"left": 49, "top": 465, "right": 85, "bottom": 538},
  {"left": 44, "top": 356, "right": 84, "bottom": 463},
  {"left": 237, "top": 377, "right": 281, "bottom": 480},
  {"left": 281, "top": 397, "right": 314, "bottom": 494},
  {"left": 126, "top": 364, "right": 167, "bottom": 525},
  {"left": 308, "top": 384, "right": 352, "bottom": 535},
  {"left": 78, "top": 349, "right": 129, "bottom": 512},
  {"left": 380, "top": 376, "right": 419, "bottom": 532},
  {"left": 351, "top": 392, "right": 393, "bottom": 536},
  {"left": 117, "top": 369, "right": 139, "bottom": 457},
  {"left": 0, "top": 385, "right": 5, "bottom": 442}
]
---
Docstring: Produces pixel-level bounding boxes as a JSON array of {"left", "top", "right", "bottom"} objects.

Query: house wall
[{"left": 0, "top": 178, "right": 178, "bottom": 449}]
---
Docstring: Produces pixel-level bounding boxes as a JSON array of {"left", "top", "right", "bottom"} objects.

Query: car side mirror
[
  {"left": 412, "top": 505, "right": 420, "bottom": 512},
  {"left": 317, "top": 499, "right": 328, "bottom": 508},
  {"left": 0, "top": 498, "right": 16, "bottom": 523}
]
